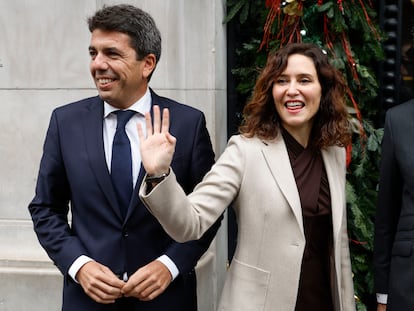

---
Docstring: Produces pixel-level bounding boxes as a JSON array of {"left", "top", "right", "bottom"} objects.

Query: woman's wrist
[
  {"left": 145, "top": 172, "right": 168, "bottom": 183},
  {"left": 145, "top": 168, "right": 170, "bottom": 183},
  {"left": 144, "top": 170, "right": 169, "bottom": 193}
]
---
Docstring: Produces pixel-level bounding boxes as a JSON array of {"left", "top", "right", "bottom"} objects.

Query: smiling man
[{"left": 28, "top": 4, "right": 221, "bottom": 311}]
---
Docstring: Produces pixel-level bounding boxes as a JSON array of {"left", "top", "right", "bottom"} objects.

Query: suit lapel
[
  {"left": 82, "top": 97, "right": 123, "bottom": 220},
  {"left": 149, "top": 89, "right": 170, "bottom": 120},
  {"left": 127, "top": 164, "right": 146, "bottom": 220},
  {"left": 125, "top": 90, "right": 169, "bottom": 221},
  {"left": 261, "top": 136, "right": 304, "bottom": 235}
]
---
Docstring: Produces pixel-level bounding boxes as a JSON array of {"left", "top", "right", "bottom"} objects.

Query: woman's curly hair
[{"left": 239, "top": 43, "right": 352, "bottom": 148}]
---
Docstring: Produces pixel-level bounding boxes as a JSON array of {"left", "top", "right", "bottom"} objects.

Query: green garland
[{"left": 225, "top": 1, "right": 385, "bottom": 310}]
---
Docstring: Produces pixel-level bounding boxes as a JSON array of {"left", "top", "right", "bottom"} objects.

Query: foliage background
[{"left": 225, "top": 1, "right": 385, "bottom": 310}]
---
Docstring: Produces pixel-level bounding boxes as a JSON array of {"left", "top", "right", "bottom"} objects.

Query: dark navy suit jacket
[
  {"left": 374, "top": 99, "right": 414, "bottom": 311},
  {"left": 29, "top": 89, "right": 221, "bottom": 311}
]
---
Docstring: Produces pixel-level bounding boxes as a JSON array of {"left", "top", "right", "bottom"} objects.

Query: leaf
[
  {"left": 240, "top": 2, "right": 250, "bottom": 24},
  {"left": 223, "top": 0, "right": 248, "bottom": 24},
  {"left": 316, "top": 2, "right": 333, "bottom": 13}
]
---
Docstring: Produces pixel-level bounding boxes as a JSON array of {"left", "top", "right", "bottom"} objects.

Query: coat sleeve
[
  {"left": 161, "top": 111, "right": 223, "bottom": 274},
  {"left": 140, "top": 136, "right": 244, "bottom": 243}
]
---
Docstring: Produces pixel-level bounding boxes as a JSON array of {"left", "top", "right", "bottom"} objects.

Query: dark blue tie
[{"left": 111, "top": 110, "right": 136, "bottom": 218}]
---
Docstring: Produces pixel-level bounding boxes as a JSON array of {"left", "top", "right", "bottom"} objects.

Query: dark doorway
[{"left": 378, "top": 0, "right": 414, "bottom": 123}]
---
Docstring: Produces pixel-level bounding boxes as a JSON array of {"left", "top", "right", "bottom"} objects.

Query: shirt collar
[{"left": 103, "top": 88, "right": 152, "bottom": 118}]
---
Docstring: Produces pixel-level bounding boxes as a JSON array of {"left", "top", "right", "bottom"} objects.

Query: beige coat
[{"left": 140, "top": 134, "right": 356, "bottom": 311}]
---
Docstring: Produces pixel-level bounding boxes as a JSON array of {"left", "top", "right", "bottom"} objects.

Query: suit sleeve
[
  {"left": 28, "top": 111, "right": 87, "bottom": 275},
  {"left": 163, "top": 112, "right": 223, "bottom": 274},
  {"left": 373, "top": 110, "right": 403, "bottom": 294}
]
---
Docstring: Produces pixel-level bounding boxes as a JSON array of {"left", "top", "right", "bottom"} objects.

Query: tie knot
[{"left": 115, "top": 110, "right": 136, "bottom": 129}]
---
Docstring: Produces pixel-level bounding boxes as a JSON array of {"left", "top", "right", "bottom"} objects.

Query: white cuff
[
  {"left": 156, "top": 255, "right": 179, "bottom": 280},
  {"left": 376, "top": 293, "right": 388, "bottom": 304},
  {"left": 68, "top": 255, "right": 94, "bottom": 283}
]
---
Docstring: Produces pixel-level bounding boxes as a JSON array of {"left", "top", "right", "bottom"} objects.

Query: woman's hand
[{"left": 137, "top": 105, "right": 176, "bottom": 176}]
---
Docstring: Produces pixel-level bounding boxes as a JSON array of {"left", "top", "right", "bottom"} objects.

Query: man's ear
[{"left": 142, "top": 54, "right": 157, "bottom": 79}]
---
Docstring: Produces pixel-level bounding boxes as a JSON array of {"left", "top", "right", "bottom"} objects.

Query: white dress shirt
[
  {"left": 376, "top": 293, "right": 387, "bottom": 304},
  {"left": 68, "top": 88, "right": 179, "bottom": 282}
]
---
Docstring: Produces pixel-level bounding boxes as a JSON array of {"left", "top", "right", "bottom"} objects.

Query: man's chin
[
  {"left": 97, "top": 93, "right": 112, "bottom": 103},
  {"left": 98, "top": 94, "right": 125, "bottom": 109},
  {"left": 97, "top": 91, "right": 112, "bottom": 102}
]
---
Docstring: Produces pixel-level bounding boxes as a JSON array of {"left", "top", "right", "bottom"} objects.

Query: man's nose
[{"left": 91, "top": 53, "right": 109, "bottom": 70}]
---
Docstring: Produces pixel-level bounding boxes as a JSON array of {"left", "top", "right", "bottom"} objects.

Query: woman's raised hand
[{"left": 137, "top": 105, "right": 176, "bottom": 176}]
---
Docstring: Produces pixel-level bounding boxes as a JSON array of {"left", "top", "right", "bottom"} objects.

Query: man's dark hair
[{"left": 88, "top": 4, "right": 161, "bottom": 65}]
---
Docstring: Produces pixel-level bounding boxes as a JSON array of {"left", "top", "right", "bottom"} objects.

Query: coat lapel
[
  {"left": 321, "top": 148, "right": 344, "bottom": 244},
  {"left": 82, "top": 97, "right": 123, "bottom": 220},
  {"left": 261, "top": 136, "right": 304, "bottom": 235}
]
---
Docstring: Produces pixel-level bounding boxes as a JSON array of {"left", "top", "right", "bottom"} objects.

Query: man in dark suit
[
  {"left": 28, "top": 4, "right": 221, "bottom": 310},
  {"left": 374, "top": 98, "right": 414, "bottom": 311}
]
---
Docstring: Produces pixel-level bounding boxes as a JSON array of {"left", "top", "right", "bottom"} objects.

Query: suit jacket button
[{"left": 122, "top": 229, "right": 128, "bottom": 237}]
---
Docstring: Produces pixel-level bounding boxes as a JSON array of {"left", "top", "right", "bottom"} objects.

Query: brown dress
[{"left": 282, "top": 129, "right": 334, "bottom": 311}]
